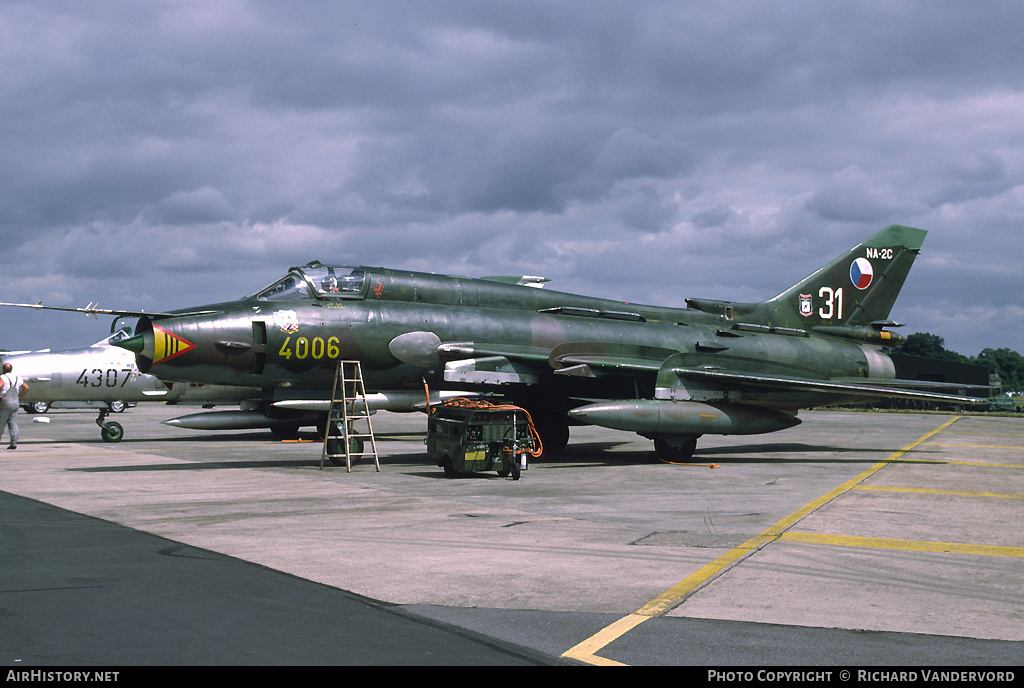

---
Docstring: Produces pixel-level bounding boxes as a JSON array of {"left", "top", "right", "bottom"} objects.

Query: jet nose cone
[
  {"left": 114, "top": 333, "right": 146, "bottom": 355},
  {"left": 112, "top": 324, "right": 156, "bottom": 372}
]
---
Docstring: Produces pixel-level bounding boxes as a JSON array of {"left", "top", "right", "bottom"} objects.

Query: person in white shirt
[{"left": 0, "top": 362, "right": 29, "bottom": 449}]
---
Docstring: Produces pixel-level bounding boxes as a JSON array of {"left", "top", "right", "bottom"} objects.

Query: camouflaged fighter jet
[{"left": 0, "top": 226, "right": 986, "bottom": 460}]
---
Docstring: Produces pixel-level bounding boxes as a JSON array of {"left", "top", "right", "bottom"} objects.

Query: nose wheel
[{"left": 96, "top": 409, "right": 124, "bottom": 443}]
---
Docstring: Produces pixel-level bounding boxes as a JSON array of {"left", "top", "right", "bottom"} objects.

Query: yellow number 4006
[{"left": 278, "top": 336, "right": 341, "bottom": 360}]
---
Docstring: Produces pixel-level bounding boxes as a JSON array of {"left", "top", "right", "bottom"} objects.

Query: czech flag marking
[
  {"left": 152, "top": 324, "right": 197, "bottom": 365},
  {"left": 850, "top": 258, "right": 874, "bottom": 290}
]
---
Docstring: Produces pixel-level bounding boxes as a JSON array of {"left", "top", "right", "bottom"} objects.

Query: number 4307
[{"left": 76, "top": 368, "right": 132, "bottom": 388}]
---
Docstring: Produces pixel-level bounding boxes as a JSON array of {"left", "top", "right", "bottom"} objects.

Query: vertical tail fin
[{"left": 761, "top": 225, "right": 927, "bottom": 329}]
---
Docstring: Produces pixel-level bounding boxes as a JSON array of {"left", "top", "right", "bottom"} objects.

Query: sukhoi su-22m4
[{"left": 2, "top": 225, "right": 985, "bottom": 460}]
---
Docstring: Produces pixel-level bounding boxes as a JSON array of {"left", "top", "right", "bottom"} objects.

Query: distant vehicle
[{"left": 987, "top": 397, "right": 1020, "bottom": 412}]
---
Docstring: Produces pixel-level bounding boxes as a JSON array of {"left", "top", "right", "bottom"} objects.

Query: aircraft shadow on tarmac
[
  {"left": 550, "top": 439, "right": 947, "bottom": 465},
  {"left": 64, "top": 430, "right": 949, "bottom": 475},
  {"left": 72, "top": 459, "right": 326, "bottom": 472}
]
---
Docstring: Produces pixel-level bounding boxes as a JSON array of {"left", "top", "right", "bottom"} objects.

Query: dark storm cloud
[{"left": 1, "top": 1, "right": 1023, "bottom": 355}]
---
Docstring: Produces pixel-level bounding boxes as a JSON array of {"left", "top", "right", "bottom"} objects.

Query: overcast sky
[{"left": 2, "top": 1, "right": 1022, "bottom": 357}]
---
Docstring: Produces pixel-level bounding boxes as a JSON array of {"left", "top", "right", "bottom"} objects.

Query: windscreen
[{"left": 255, "top": 273, "right": 311, "bottom": 302}]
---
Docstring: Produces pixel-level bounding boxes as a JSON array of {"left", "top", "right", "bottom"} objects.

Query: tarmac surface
[{"left": 1, "top": 404, "right": 1022, "bottom": 666}]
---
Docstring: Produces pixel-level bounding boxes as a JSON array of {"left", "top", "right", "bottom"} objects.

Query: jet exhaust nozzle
[{"left": 569, "top": 399, "right": 801, "bottom": 436}]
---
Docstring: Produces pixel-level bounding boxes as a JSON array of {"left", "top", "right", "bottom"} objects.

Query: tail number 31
[{"left": 818, "top": 287, "right": 844, "bottom": 320}]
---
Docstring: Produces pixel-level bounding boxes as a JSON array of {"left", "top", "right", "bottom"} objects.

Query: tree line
[{"left": 894, "top": 333, "right": 1023, "bottom": 393}]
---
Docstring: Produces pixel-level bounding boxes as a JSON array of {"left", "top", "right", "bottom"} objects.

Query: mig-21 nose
[
  {"left": 113, "top": 327, "right": 154, "bottom": 370},
  {"left": 112, "top": 326, "right": 156, "bottom": 371},
  {"left": 116, "top": 333, "right": 146, "bottom": 355},
  {"left": 112, "top": 318, "right": 198, "bottom": 373}
]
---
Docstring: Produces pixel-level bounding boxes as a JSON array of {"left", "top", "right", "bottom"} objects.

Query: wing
[
  {"left": 0, "top": 301, "right": 216, "bottom": 319},
  {"left": 443, "top": 340, "right": 987, "bottom": 405},
  {"left": 671, "top": 367, "right": 988, "bottom": 405},
  {"left": 436, "top": 341, "right": 671, "bottom": 384}
]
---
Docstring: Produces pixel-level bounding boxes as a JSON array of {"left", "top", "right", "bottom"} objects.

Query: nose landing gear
[{"left": 96, "top": 408, "right": 124, "bottom": 443}]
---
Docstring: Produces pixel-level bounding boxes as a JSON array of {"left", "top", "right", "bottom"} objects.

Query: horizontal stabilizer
[{"left": 811, "top": 325, "right": 905, "bottom": 345}]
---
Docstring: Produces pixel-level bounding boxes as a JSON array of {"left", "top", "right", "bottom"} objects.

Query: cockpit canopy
[{"left": 254, "top": 262, "right": 367, "bottom": 302}]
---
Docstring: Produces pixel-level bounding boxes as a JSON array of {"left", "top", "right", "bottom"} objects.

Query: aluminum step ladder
[{"left": 320, "top": 360, "right": 380, "bottom": 472}]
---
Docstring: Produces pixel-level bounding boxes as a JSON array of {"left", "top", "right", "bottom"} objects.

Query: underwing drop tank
[
  {"left": 162, "top": 409, "right": 321, "bottom": 432},
  {"left": 568, "top": 399, "right": 801, "bottom": 436}
]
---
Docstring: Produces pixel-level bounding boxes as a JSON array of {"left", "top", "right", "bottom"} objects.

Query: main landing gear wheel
[
  {"left": 96, "top": 409, "right": 124, "bottom": 443},
  {"left": 522, "top": 407, "right": 568, "bottom": 457},
  {"left": 271, "top": 423, "right": 301, "bottom": 440},
  {"left": 517, "top": 390, "right": 569, "bottom": 457},
  {"left": 326, "top": 428, "right": 364, "bottom": 467},
  {"left": 653, "top": 436, "right": 699, "bottom": 462},
  {"left": 101, "top": 422, "right": 124, "bottom": 443}
]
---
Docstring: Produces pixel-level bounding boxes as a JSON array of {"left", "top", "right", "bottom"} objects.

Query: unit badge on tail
[{"left": 799, "top": 293, "right": 813, "bottom": 316}]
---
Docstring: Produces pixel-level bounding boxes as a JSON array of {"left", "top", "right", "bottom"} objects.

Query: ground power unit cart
[{"left": 427, "top": 399, "right": 542, "bottom": 479}]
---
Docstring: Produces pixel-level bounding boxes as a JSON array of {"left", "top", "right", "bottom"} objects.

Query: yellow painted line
[
  {"left": 924, "top": 442, "right": 1024, "bottom": 449},
  {"left": 561, "top": 614, "right": 647, "bottom": 666},
  {"left": 854, "top": 485, "right": 1024, "bottom": 499},
  {"left": 780, "top": 532, "right": 1024, "bottom": 558},
  {"left": 633, "top": 536, "right": 772, "bottom": 617},
  {"left": 560, "top": 416, "right": 961, "bottom": 666},
  {"left": 892, "top": 457, "right": 1024, "bottom": 469},
  {"left": 944, "top": 431, "right": 1024, "bottom": 438}
]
